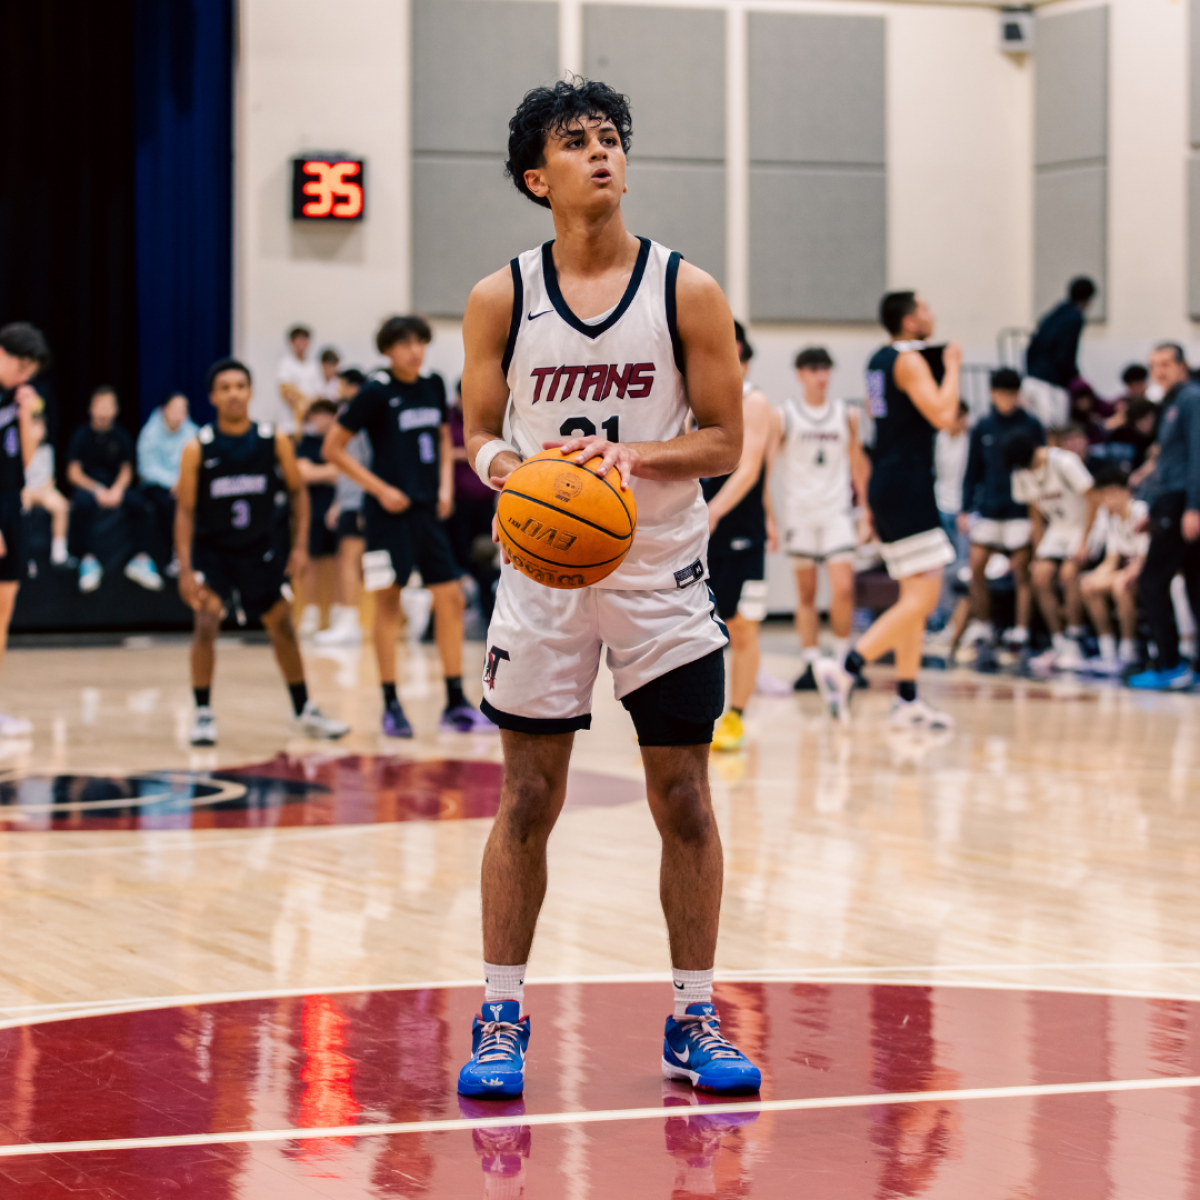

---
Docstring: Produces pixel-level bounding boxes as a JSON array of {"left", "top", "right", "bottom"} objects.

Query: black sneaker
[{"left": 793, "top": 665, "right": 818, "bottom": 691}]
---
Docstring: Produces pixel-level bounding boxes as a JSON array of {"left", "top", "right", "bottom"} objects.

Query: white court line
[
  {"left": 2, "top": 1074, "right": 1199, "bottom": 1159},
  {"left": 6, "top": 971, "right": 1200, "bottom": 1031}
]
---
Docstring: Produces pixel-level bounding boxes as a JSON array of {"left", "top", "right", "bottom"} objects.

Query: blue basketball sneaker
[
  {"left": 662, "top": 1003, "right": 762, "bottom": 1094},
  {"left": 457, "top": 1000, "right": 530, "bottom": 1098}
]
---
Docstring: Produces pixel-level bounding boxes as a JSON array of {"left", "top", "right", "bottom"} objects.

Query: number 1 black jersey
[{"left": 194, "top": 423, "right": 284, "bottom": 549}]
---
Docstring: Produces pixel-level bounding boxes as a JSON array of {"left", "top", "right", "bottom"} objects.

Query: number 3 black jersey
[{"left": 194, "top": 423, "right": 284, "bottom": 549}]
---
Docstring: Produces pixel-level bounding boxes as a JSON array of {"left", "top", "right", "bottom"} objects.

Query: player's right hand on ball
[
  {"left": 545, "top": 436, "right": 638, "bottom": 490},
  {"left": 377, "top": 485, "right": 410, "bottom": 514}
]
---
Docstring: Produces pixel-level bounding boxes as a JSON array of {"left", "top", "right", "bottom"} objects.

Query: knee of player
[
  {"left": 193, "top": 612, "right": 220, "bottom": 641},
  {"left": 655, "top": 780, "right": 715, "bottom": 845},
  {"left": 499, "top": 773, "right": 564, "bottom": 839}
]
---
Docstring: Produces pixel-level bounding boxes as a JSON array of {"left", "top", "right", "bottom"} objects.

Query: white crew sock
[
  {"left": 832, "top": 636, "right": 851, "bottom": 664},
  {"left": 1119, "top": 638, "right": 1137, "bottom": 663},
  {"left": 1007, "top": 625, "right": 1029, "bottom": 645},
  {"left": 1052, "top": 632, "right": 1070, "bottom": 653},
  {"left": 484, "top": 961, "right": 526, "bottom": 1010},
  {"left": 1066, "top": 624, "right": 1086, "bottom": 640},
  {"left": 802, "top": 645, "right": 821, "bottom": 665},
  {"left": 1098, "top": 633, "right": 1117, "bottom": 660},
  {"left": 672, "top": 967, "right": 714, "bottom": 1017},
  {"left": 50, "top": 537, "right": 67, "bottom": 565}
]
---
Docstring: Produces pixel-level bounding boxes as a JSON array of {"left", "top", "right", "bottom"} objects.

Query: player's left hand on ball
[{"left": 544, "top": 437, "right": 638, "bottom": 490}]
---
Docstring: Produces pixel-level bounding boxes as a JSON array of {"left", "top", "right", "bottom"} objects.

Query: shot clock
[{"left": 291, "top": 156, "right": 365, "bottom": 222}]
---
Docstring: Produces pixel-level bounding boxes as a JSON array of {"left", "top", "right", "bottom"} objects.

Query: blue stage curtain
[{"left": 133, "top": 0, "right": 234, "bottom": 426}]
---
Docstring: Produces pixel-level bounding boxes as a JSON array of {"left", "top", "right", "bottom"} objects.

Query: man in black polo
[
  {"left": 1128, "top": 344, "right": 1200, "bottom": 691},
  {"left": 323, "top": 315, "right": 493, "bottom": 737},
  {"left": 1022, "top": 277, "right": 1096, "bottom": 428}
]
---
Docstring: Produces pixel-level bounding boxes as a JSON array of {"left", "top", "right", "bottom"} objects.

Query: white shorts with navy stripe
[
  {"left": 786, "top": 509, "right": 857, "bottom": 564},
  {"left": 480, "top": 562, "right": 729, "bottom": 732},
  {"left": 879, "top": 526, "right": 956, "bottom": 580}
]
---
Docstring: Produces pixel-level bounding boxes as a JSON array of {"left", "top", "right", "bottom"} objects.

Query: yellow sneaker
[{"left": 711, "top": 710, "right": 744, "bottom": 752}]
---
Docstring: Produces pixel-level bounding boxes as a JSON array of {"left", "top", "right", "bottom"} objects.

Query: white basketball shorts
[
  {"left": 786, "top": 509, "right": 857, "bottom": 564},
  {"left": 971, "top": 517, "right": 1033, "bottom": 552},
  {"left": 480, "top": 562, "right": 729, "bottom": 732},
  {"left": 1035, "top": 523, "right": 1085, "bottom": 560},
  {"left": 879, "top": 526, "right": 956, "bottom": 580}
]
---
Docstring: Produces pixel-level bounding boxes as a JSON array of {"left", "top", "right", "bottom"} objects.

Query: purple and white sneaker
[
  {"left": 382, "top": 699, "right": 414, "bottom": 739},
  {"left": 440, "top": 704, "right": 499, "bottom": 733}
]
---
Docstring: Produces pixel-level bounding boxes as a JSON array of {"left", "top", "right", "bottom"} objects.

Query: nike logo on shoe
[
  {"left": 527, "top": 309, "right": 553, "bottom": 320},
  {"left": 675, "top": 1045, "right": 690, "bottom": 1063}
]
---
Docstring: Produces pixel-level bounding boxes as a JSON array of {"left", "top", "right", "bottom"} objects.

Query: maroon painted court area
[
  {"left": 1, "top": 981, "right": 1199, "bottom": 1197},
  {"left": 0, "top": 755, "right": 644, "bottom": 832}
]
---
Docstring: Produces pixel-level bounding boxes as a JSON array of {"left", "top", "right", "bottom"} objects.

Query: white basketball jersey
[
  {"left": 782, "top": 396, "right": 853, "bottom": 521},
  {"left": 504, "top": 238, "right": 708, "bottom": 591}
]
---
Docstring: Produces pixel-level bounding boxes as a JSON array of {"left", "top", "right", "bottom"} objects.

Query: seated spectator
[
  {"left": 136, "top": 391, "right": 198, "bottom": 575},
  {"left": 294, "top": 399, "right": 340, "bottom": 637},
  {"left": 313, "top": 369, "right": 368, "bottom": 647},
  {"left": 20, "top": 414, "right": 69, "bottom": 564},
  {"left": 1080, "top": 463, "right": 1147, "bottom": 674},
  {"left": 1006, "top": 430, "right": 1099, "bottom": 670},
  {"left": 1068, "top": 381, "right": 1110, "bottom": 445},
  {"left": 1102, "top": 397, "right": 1159, "bottom": 473},
  {"left": 318, "top": 348, "right": 341, "bottom": 401},
  {"left": 66, "top": 386, "right": 161, "bottom": 594}
]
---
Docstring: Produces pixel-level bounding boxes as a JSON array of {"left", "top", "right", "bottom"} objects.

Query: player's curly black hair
[{"left": 506, "top": 78, "right": 633, "bottom": 210}]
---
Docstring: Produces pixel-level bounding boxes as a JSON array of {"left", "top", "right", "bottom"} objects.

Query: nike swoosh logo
[
  {"left": 676, "top": 1045, "right": 690, "bottom": 1063},
  {"left": 528, "top": 309, "right": 553, "bottom": 320},
  {"left": 673, "top": 981, "right": 685, "bottom": 989}
]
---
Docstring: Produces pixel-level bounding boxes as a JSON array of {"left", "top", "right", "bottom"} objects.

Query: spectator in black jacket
[
  {"left": 1128, "top": 344, "right": 1200, "bottom": 690},
  {"left": 959, "top": 368, "right": 1045, "bottom": 651},
  {"left": 1022, "top": 277, "right": 1096, "bottom": 427},
  {"left": 66, "top": 386, "right": 161, "bottom": 595}
]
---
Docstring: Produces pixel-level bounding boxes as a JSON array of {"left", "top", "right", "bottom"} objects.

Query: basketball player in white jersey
[
  {"left": 781, "top": 347, "right": 869, "bottom": 691},
  {"left": 459, "top": 79, "right": 760, "bottom": 1099}
]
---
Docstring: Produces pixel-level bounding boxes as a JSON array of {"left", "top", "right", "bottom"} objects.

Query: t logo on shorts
[{"left": 484, "top": 646, "right": 511, "bottom": 690}]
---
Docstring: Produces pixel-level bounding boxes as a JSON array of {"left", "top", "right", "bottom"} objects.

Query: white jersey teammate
[
  {"left": 781, "top": 347, "right": 868, "bottom": 691},
  {"left": 458, "top": 78, "right": 761, "bottom": 1101}
]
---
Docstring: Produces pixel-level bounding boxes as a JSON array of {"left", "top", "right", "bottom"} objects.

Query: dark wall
[
  {"left": 0, "top": 0, "right": 234, "bottom": 452},
  {"left": 0, "top": 2, "right": 139, "bottom": 448}
]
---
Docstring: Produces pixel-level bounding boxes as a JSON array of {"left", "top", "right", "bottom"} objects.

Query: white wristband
[{"left": 475, "top": 438, "right": 520, "bottom": 490}]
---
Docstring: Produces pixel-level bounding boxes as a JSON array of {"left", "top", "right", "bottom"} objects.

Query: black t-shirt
[
  {"left": 296, "top": 432, "right": 336, "bottom": 503},
  {"left": 337, "top": 371, "right": 446, "bottom": 506},
  {"left": 68, "top": 422, "right": 134, "bottom": 489},
  {"left": 0, "top": 391, "right": 23, "bottom": 493}
]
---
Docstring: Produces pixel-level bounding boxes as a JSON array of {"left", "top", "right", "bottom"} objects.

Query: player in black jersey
[
  {"left": 323, "top": 316, "right": 493, "bottom": 738},
  {"left": 815, "top": 292, "right": 960, "bottom": 731},
  {"left": 705, "top": 322, "right": 776, "bottom": 753},
  {"left": 0, "top": 324, "right": 50, "bottom": 737},
  {"left": 175, "top": 359, "right": 350, "bottom": 746}
]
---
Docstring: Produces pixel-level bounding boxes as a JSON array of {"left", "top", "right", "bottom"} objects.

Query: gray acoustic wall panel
[
  {"left": 1034, "top": 165, "right": 1107, "bottom": 318},
  {"left": 413, "top": 0, "right": 558, "bottom": 155},
  {"left": 412, "top": 0, "right": 558, "bottom": 316},
  {"left": 747, "top": 13, "right": 885, "bottom": 167},
  {"left": 622, "top": 163, "right": 725, "bottom": 285},
  {"left": 1034, "top": 6, "right": 1108, "bottom": 167},
  {"left": 746, "top": 12, "right": 886, "bottom": 320},
  {"left": 413, "top": 158, "right": 553, "bottom": 316},
  {"left": 749, "top": 167, "right": 886, "bottom": 322},
  {"left": 583, "top": 6, "right": 725, "bottom": 161},
  {"left": 1190, "top": 155, "right": 1200, "bottom": 319},
  {"left": 1191, "top": 0, "right": 1200, "bottom": 146}
]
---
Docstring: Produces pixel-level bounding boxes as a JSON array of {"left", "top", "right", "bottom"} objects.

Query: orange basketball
[{"left": 496, "top": 448, "right": 637, "bottom": 589}]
